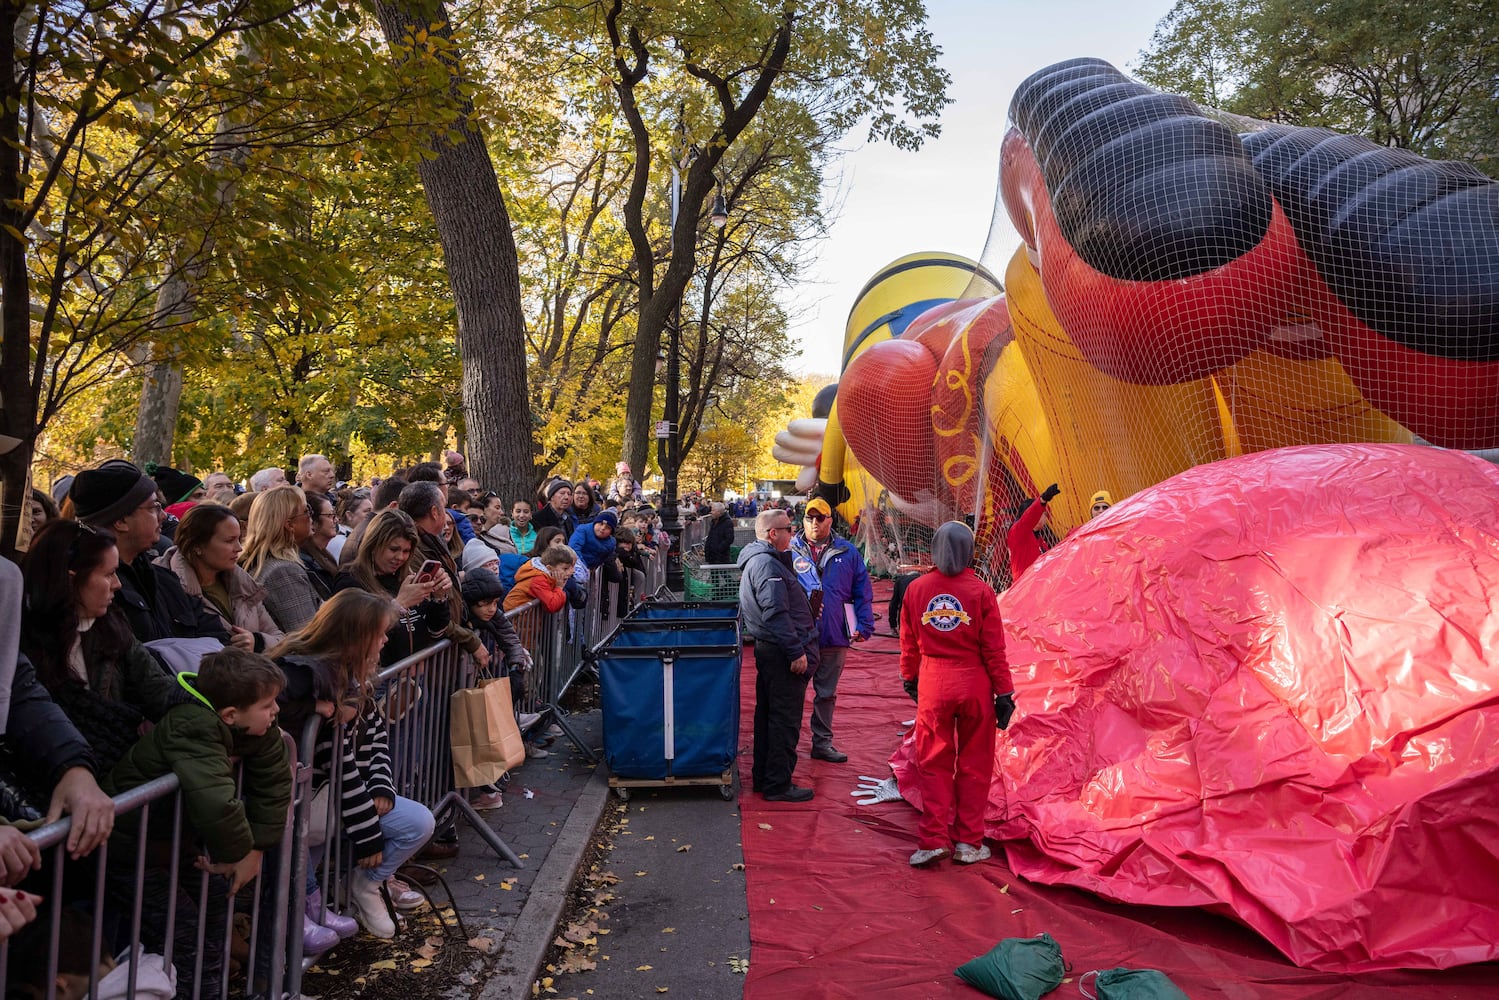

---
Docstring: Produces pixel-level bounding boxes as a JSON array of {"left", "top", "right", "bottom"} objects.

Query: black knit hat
[
  {"left": 146, "top": 463, "right": 203, "bottom": 504},
  {"left": 545, "top": 479, "right": 574, "bottom": 501},
  {"left": 460, "top": 568, "right": 506, "bottom": 604},
  {"left": 70, "top": 459, "right": 159, "bottom": 527}
]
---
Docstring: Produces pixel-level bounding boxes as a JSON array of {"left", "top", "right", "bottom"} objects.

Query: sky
[{"left": 785, "top": 0, "right": 1179, "bottom": 377}]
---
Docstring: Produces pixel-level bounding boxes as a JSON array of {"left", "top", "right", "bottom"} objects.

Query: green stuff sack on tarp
[
  {"left": 1079, "top": 967, "right": 1190, "bottom": 999},
  {"left": 954, "top": 932, "right": 1065, "bottom": 999}
]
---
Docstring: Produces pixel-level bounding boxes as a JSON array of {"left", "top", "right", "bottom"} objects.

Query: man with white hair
[
  {"left": 297, "top": 454, "right": 336, "bottom": 495},
  {"left": 737, "top": 508, "right": 819, "bottom": 802},
  {"left": 249, "top": 466, "right": 288, "bottom": 492}
]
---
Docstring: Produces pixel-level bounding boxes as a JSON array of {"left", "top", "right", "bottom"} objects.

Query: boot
[
  {"left": 302, "top": 915, "right": 338, "bottom": 956},
  {"left": 349, "top": 874, "right": 396, "bottom": 939},
  {"left": 307, "top": 888, "right": 359, "bottom": 940}
]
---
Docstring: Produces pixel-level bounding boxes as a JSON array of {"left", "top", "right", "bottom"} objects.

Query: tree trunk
[
  {"left": 132, "top": 351, "right": 185, "bottom": 466},
  {"left": 0, "top": 2, "right": 35, "bottom": 557},
  {"left": 132, "top": 61, "right": 255, "bottom": 468},
  {"left": 370, "top": 0, "right": 536, "bottom": 505}
]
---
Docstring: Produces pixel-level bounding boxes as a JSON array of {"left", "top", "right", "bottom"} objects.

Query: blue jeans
[{"left": 360, "top": 794, "right": 435, "bottom": 883}]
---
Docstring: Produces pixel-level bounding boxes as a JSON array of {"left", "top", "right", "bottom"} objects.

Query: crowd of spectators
[{"left": 0, "top": 443, "right": 672, "bottom": 994}]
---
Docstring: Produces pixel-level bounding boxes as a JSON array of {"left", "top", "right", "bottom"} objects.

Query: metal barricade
[
  {"left": 2, "top": 546, "right": 650, "bottom": 999},
  {"left": 1, "top": 734, "right": 300, "bottom": 1000}
]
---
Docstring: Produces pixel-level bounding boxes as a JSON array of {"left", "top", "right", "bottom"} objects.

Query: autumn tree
[
  {"left": 1135, "top": 0, "right": 1499, "bottom": 172},
  {"left": 521, "top": 0, "right": 950, "bottom": 477}
]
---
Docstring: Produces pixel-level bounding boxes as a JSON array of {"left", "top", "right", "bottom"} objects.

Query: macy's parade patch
[{"left": 920, "top": 594, "right": 971, "bottom": 631}]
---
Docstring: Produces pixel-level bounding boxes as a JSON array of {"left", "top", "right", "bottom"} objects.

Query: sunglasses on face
[
  {"left": 804, "top": 513, "right": 828, "bottom": 522},
  {"left": 1092, "top": 504, "right": 1110, "bottom": 513}
]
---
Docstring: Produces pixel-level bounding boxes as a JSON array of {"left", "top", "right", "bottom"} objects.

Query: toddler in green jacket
[{"left": 105, "top": 647, "right": 291, "bottom": 893}]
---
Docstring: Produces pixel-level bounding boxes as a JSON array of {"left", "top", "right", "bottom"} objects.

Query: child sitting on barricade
[{"left": 101, "top": 647, "right": 291, "bottom": 999}]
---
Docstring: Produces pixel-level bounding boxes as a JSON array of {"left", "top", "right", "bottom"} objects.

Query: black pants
[{"left": 751, "top": 640, "right": 816, "bottom": 794}]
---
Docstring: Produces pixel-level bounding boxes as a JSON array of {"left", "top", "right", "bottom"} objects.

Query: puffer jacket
[
  {"left": 104, "top": 674, "right": 291, "bottom": 863},
  {"left": 568, "top": 522, "right": 616, "bottom": 570},
  {"left": 505, "top": 558, "right": 567, "bottom": 613},
  {"left": 155, "top": 547, "right": 283, "bottom": 652},
  {"left": 736, "top": 539, "right": 816, "bottom": 659}
]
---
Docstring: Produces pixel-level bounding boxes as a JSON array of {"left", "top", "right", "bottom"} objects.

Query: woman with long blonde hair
[{"left": 241, "top": 485, "right": 321, "bottom": 632}]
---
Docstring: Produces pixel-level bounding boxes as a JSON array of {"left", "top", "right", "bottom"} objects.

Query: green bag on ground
[
  {"left": 954, "top": 932, "right": 1066, "bottom": 999},
  {"left": 1079, "top": 967, "right": 1190, "bottom": 999}
]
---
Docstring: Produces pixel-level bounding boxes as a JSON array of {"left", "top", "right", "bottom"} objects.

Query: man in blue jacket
[
  {"left": 790, "top": 497, "right": 873, "bottom": 763},
  {"left": 737, "top": 509, "right": 819, "bottom": 802}
]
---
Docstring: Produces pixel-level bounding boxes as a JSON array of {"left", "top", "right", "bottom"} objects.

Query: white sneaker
[
  {"left": 909, "top": 847, "right": 948, "bottom": 867},
  {"left": 545, "top": 723, "right": 564, "bottom": 737},
  {"left": 517, "top": 712, "right": 542, "bottom": 729},
  {"left": 350, "top": 874, "right": 396, "bottom": 938},
  {"left": 954, "top": 843, "right": 991, "bottom": 865},
  {"left": 385, "top": 876, "right": 426, "bottom": 911},
  {"left": 525, "top": 743, "right": 550, "bottom": 759}
]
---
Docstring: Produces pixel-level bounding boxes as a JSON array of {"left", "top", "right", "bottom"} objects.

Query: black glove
[
  {"left": 902, "top": 679, "right": 918, "bottom": 703},
  {"left": 1040, "top": 483, "right": 1060, "bottom": 504},
  {"left": 994, "top": 692, "right": 1016, "bottom": 730}
]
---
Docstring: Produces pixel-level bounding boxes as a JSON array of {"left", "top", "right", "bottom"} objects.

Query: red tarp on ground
[{"left": 738, "top": 457, "right": 1499, "bottom": 995}]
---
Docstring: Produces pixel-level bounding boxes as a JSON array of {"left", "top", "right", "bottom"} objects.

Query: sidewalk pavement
[{"left": 428, "top": 708, "right": 613, "bottom": 999}]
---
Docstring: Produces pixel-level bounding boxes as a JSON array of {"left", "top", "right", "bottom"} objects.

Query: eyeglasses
[
  {"left": 804, "top": 513, "right": 828, "bottom": 523},
  {"left": 1091, "top": 504, "right": 1110, "bottom": 513}
]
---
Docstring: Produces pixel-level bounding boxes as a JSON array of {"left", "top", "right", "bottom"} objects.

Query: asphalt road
[{"left": 544, "top": 778, "right": 750, "bottom": 999}]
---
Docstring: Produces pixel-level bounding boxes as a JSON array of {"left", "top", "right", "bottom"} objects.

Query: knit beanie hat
[
  {"left": 70, "top": 460, "right": 159, "bottom": 527},
  {"left": 147, "top": 463, "right": 203, "bottom": 504},
  {"left": 545, "top": 479, "right": 574, "bottom": 501},
  {"left": 460, "top": 568, "right": 505, "bottom": 604},
  {"left": 1090, "top": 490, "right": 1114, "bottom": 508},
  {"left": 463, "top": 537, "right": 500, "bottom": 575},
  {"left": 594, "top": 509, "right": 618, "bottom": 530}
]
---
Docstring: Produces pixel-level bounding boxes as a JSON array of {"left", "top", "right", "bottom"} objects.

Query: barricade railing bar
[
  {"left": 0, "top": 733, "right": 301, "bottom": 1000},
  {"left": 4, "top": 537, "right": 668, "bottom": 998}
]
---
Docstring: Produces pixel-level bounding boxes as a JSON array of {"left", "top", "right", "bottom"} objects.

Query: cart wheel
[
  {"left": 615, "top": 786, "right": 631, "bottom": 802},
  {"left": 718, "top": 785, "right": 735, "bottom": 801}
]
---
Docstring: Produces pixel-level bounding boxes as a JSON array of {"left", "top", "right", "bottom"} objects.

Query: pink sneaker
[{"left": 471, "top": 790, "right": 504, "bottom": 810}]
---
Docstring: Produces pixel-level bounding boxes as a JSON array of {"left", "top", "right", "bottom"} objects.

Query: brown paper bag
[{"left": 450, "top": 678, "right": 526, "bottom": 788}]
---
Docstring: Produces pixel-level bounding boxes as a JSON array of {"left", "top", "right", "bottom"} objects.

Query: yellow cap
[
  {"left": 805, "top": 497, "right": 832, "bottom": 517},
  {"left": 1090, "top": 490, "right": 1113, "bottom": 507}
]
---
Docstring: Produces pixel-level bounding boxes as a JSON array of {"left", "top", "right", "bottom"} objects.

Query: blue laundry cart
[{"left": 597, "top": 607, "right": 742, "bottom": 800}]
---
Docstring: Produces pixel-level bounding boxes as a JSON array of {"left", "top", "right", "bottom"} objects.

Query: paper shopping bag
[{"left": 450, "top": 678, "right": 526, "bottom": 787}]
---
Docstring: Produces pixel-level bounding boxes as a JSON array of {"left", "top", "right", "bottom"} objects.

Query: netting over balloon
[{"left": 795, "top": 58, "right": 1498, "bottom": 576}]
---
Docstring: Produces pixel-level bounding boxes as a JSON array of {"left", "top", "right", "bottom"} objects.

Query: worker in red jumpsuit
[
  {"left": 899, "top": 521, "right": 1015, "bottom": 867},
  {"left": 1006, "top": 482, "right": 1060, "bottom": 581}
]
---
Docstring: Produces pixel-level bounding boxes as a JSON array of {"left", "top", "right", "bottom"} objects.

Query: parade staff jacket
[
  {"left": 736, "top": 539, "right": 817, "bottom": 659},
  {"left": 789, "top": 534, "right": 874, "bottom": 648},
  {"left": 898, "top": 567, "right": 1011, "bottom": 696}
]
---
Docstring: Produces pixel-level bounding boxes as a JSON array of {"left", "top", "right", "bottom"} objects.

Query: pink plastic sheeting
[{"left": 893, "top": 444, "right": 1499, "bottom": 972}]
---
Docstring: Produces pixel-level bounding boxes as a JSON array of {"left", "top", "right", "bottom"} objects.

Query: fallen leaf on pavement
[
  {"left": 410, "top": 959, "right": 432, "bottom": 970},
  {"left": 634, "top": 870, "right": 648, "bottom": 876},
  {"left": 732, "top": 863, "right": 745, "bottom": 871},
  {"left": 662, "top": 927, "right": 675, "bottom": 933},
  {"left": 469, "top": 936, "right": 495, "bottom": 953},
  {"left": 370, "top": 960, "right": 397, "bottom": 971},
  {"left": 635, "top": 964, "right": 653, "bottom": 971},
  {"left": 676, "top": 844, "right": 691, "bottom": 852}
]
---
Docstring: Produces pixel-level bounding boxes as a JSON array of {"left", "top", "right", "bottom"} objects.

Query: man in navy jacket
[{"left": 790, "top": 498, "right": 873, "bottom": 763}]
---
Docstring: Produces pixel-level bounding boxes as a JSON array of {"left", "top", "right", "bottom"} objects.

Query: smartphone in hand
[{"left": 415, "top": 559, "right": 442, "bottom": 584}]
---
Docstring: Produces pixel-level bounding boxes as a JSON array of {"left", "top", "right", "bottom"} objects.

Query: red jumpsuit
[
  {"left": 1006, "top": 499, "right": 1049, "bottom": 580},
  {"left": 899, "top": 567, "right": 1012, "bottom": 851}
]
